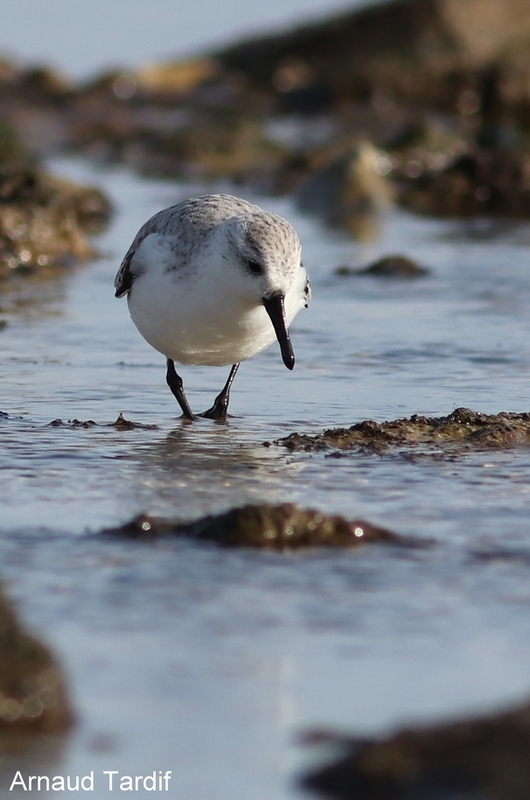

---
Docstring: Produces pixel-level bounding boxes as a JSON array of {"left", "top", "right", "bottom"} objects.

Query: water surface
[{"left": 2, "top": 158, "right": 530, "bottom": 798}]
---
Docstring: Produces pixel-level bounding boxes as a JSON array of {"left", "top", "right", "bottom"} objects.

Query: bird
[{"left": 114, "top": 193, "right": 310, "bottom": 420}]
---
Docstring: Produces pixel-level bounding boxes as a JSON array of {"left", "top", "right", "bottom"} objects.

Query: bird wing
[
  {"left": 113, "top": 211, "right": 169, "bottom": 298},
  {"left": 114, "top": 246, "right": 136, "bottom": 298},
  {"left": 114, "top": 194, "right": 260, "bottom": 298}
]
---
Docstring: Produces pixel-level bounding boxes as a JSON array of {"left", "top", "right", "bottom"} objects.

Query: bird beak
[{"left": 262, "top": 292, "right": 295, "bottom": 370}]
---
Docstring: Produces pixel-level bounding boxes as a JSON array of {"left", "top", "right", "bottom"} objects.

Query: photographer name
[{"left": 10, "top": 770, "right": 172, "bottom": 792}]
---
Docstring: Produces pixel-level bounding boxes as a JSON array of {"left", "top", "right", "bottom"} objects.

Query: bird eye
[{"left": 247, "top": 259, "right": 263, "bottom": 275}]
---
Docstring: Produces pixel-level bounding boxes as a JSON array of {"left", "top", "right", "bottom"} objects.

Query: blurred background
[{"left": 2, "top": 0, "right": 375, "bottom": 79}]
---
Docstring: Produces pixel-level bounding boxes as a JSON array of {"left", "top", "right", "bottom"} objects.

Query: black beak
[{"left": 262, "top": 292, "right": 295, "bottom": 370}]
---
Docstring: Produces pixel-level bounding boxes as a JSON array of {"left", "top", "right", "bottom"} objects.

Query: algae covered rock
[
  {"left": 0, "top": 587, "right": 73, "bottom": 747},
  {"left": 105, "top": 503, "right": 402, "bottom": 550},
  {"left": 0, "top": 166, "right": 111, "bottom": 276},
  {"left": 302, "top": 695, "right": 530, "bottom": 800},
  {"left": 276, "top": 408, "right": 530, "bottom": 453},
  {"left": 0, "top": 106, "right": 111, "bottom": 277}
]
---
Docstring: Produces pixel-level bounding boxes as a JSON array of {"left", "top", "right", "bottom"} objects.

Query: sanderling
[{"left": 114, "top": 194, "right": 310, "bottom": 420}]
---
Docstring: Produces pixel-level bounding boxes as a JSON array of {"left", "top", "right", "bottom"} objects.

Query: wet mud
[
  {"left": 275, "top": 408, "right": 530, "bottom": 454},
  {"left": 103, "top": 503, "right": 406, "bottom": 550},
  {"left": 302, "top": 695, "right": 530, "bottom": 800}
]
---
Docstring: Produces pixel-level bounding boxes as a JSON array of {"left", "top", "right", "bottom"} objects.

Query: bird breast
[{"left": 128, "top": 272, "right": 278, "bottom": 366}]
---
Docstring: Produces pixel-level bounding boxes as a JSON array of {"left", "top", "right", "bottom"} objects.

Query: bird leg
[
  {"left": 200, "top": 363, "right": 240, "bottom": 421},
  {"left": 166, "top": 358, "right": 195, "bottom": 420}
]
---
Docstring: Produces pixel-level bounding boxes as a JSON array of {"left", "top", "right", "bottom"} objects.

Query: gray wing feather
[
  {"left": 114, "top": 194, "right": 260, "bottom": 298},
  {"left": 114, "top": 250, "right": 135, "bottom": 297}
]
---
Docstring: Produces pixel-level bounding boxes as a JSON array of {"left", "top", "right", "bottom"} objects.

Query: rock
[
  {"left": 0, "top": 586, "right": 73, "bottom": 745},
  {"left": 142, "top": 114, "right": 286, "bottom": 182},
  {"left": 103, "top": 503, "right": 405, "bottom": 550},
  {"left": 0, "top": 122, "right": 36, "bottom": 166},
  {"left": 111, "top": 413, "right": 159, "bottom": 430},
  {"left": 67, "top": 93, "right": 287, "bottom": 183},
  {"left": 0, "top": 165, "right": 112, "bottom": 276},
  {"left": 384, "top": 117, "right": 470, "bottom": 181},
  {"left": 399, "top": 147, "right": 530, "bottom": 217},
  {"left": 336, "top": 255, "right": 430, "bottom": 278},
  {"left": 4, "top": 2, "right": 530, "bottom": 219},
  {"left": 218, "top": 0, "right": 530, "bottom": 114},
  {"left": 276, "top": 408, "right": 530, "bottom": 453},
  {"left": 45, "top": 415, "right": 158, "bottom": 430},
  {"left": 295, "top": 143, "right": 394, "bottom": 238},
  {"left": 301, "top": 695, "right": 530, "bottom": 800}
]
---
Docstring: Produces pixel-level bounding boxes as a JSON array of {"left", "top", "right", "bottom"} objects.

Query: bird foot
[{"left": 198, "top": 402, "right": 228, "bottom": 421}]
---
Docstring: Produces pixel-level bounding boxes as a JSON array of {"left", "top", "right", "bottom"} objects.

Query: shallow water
[{"left": 2, "top": 158, "right": 530, "bottom": 798}]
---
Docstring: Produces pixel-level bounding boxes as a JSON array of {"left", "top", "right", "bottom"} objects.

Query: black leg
[
  {"left": 200, "top": 363, "right": 240, "bottom": 421},
  {"left": 166, "top": 359, "right": 195, "bottom": 420}
]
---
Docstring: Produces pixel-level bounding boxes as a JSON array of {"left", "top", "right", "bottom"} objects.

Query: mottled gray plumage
[{"left": 115, "top": 194, "right": 264, "bottom": 297}]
